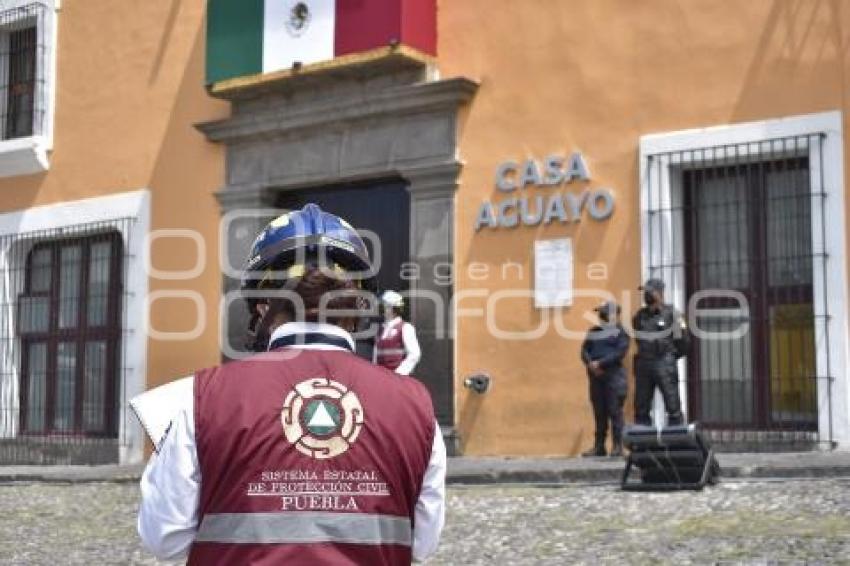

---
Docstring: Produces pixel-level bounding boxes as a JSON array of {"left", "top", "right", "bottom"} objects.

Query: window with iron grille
[
  {"left": 0, "top": 3, "right": 47, "bottom": 141},
  {"left": 17, "top": 232, "right": 124, "bottom": 437},
  {"left": 5, "top": 24, "right": 36, "bottom": 139},
  {"left": 0, "top": 216, "right": 136, "bottom": 465},
  {"left": 0, "top": 1, "right": 56, "bottom": 177},
  {"left": 641, "top": 125, "right": 842, "bottom": 449}
]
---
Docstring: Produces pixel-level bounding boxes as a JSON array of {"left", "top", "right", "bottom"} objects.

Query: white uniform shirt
[
  {"left": 375, "top": 316, "right": 421, "bottom": 375},
  {"left": 138, "top": 322, "right": 446, "bottom": 562}
]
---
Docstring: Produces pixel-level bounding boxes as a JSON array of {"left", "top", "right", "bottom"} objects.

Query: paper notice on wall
[
  {"left": 534, "top": 238, "right": 573, "bottom": 308},
  {"left": 129, "top": 376, "right": 194, "bottom": 451}
]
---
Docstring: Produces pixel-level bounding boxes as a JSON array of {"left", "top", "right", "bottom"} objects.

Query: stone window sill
[{"left": 0, "top": 135, "right": 50, "bottom": 177}]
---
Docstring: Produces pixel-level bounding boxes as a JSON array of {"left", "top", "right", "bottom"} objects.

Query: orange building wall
[
  {"left": 0, "top": 1, "right": 228, "bottom": 391},
  {"left": 440, "top": 0, "right": 850, "bottom": 455},
  {"left": 1, "top": 0, "right": 844, "bottom": 458}
]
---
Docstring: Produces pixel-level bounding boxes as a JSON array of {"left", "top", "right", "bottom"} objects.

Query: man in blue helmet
[
  {"left": 239, "top": 204, "right": 377, "bottom": 353},
  {"left": 138, "top": 204, "right": 446, "bottom": 565}
]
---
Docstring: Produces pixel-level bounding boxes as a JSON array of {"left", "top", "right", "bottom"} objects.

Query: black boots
[
  {"left": 609, "top": 442, "right": 624, "bottom": 458},
  {"left": 582, "top": 434, "right": 624, "bottom": 458},
  {"left": 582, "top": 444, "right": 606, "bottom": 457}
]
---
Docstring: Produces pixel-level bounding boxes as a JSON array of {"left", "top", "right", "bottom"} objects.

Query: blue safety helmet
[
  {"left": 241, "top": 204, "right": 376, "bottom": 351},
  {"left": 241, "top": 203, "right": 375, "bottom": 295}
]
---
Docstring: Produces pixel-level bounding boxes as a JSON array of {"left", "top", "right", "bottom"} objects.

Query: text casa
[{"left": 476, "top": 152, "right": 615, "bottom": 231}]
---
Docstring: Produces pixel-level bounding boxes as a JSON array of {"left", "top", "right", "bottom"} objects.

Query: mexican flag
[{"left": 206, "top": 0, "right": 436, "bottom": 85}]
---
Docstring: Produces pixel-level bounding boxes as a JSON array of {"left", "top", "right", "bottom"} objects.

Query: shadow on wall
[
  {"left": 731, "top": 0, "right": 849, "bottom": 121},
  {"left": 457, "top": 387, "right": 483, "bottom": 454},
  {"left": 565, "top": 426, "right": 585, "bottom": 457},
  {"left": 457, "top": 380, "right": 590, "bottom": 457},
  {"left": 148, "top": 0, "right": 184, "bottom": 85},
  {"left": 146, "top": 2, "right": 228, "bottom": 381}
]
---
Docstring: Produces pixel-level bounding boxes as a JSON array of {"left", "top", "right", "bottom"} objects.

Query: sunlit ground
[{"left": 0, "top": 479, "right": 848, "bottom": 565}]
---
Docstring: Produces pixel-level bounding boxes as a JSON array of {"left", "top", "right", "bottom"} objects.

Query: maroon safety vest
[
  {"left": 188, "top": 346, "right": 435, "bottom": 566},
  {"left": 376, "top": 319, "right": 406, "bottom": 371}
]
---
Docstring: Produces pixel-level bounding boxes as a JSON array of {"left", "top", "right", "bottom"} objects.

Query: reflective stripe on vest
[
  {"left": 376, "top": 348, "right": 407, "bottom": 356},
  {"left": 195, "top": 512, "right": 412, "bottom": 546}
]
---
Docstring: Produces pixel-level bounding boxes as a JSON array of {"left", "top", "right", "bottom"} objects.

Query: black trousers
[
  {"left": 634, "top": 355, "right": 683, "bottom": 425},
  {"left": 589, "top": 370, "right": 627, "bottom": 446}
]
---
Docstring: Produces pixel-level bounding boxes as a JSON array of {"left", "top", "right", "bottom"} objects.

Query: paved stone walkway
[{"left": 0, "top": 479, "right": 848, "bottom": 564}]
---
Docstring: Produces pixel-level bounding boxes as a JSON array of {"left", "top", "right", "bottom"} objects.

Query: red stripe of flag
[{"left": 335, "top": 0, "right": 436, "bottom": 58}]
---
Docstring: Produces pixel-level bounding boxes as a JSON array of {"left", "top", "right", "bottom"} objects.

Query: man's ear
[
  {"left": 270, "top": 310, "right": 291, "bottom": 329},
  {"left": 339, "top": 317, "right": 357, "bottom": 333}
]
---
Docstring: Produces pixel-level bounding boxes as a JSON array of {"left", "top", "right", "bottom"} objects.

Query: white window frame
[
  {"left": 639, "top": 110, "right": 849, "bottom": 448},
  {"left": 0, "top": 0, "right": 58, "bottom": 176},
  {"left": 0, "top": 189, "right": 150, "bottom": 463}
]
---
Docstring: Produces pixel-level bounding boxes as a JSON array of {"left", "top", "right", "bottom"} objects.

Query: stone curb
[
  {"left": 447, "top": 466, "right": 623, "bottom": 485},
  {"left": 720, "top": 464, "right": 850, "bottom": 479},
  {"left": 2, "top": 456, "right": 850, "bottom": 485},
  {"left": 446, "top": 464, "right": 850, "bottom": 485},
  {"left": 447, "top": 456, "right": 850, "bottom": 485},
  {"left": 0, "top": 464, "right": 145, "bottom": 484}
]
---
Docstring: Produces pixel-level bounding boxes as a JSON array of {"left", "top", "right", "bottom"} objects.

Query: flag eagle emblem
[{"left": 285, "top": 1, "right": 311, "bottom": 37}]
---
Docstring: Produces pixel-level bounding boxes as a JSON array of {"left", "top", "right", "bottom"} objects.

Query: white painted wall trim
[
  {"left": 639, "top": 110, "right": 849, "bottom": 448},
  {"left": 0, "top": 190, "right": 150, "bottom": 463}
]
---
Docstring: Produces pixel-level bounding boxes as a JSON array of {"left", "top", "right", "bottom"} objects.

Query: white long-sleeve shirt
[
  {"left": 138, "top": 322, "right": 446, "bottom": 562},
  {"left": 374, "top": 317, "right": 421, "bottom": 375}
]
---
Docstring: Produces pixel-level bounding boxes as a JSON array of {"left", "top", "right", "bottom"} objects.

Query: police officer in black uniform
[
  {"left": 581, "top": 301, "right": 630, "bottom": 457},
  {"left": 633, "top": 278, "right": 690, "bottom": 426}
]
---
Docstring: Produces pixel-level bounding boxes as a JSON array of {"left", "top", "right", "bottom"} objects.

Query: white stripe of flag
[{"left": 263, "top": 0, "right": 336, "bottom": 74}]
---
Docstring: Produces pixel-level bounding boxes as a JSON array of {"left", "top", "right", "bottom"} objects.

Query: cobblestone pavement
[{"left": 0, "top": 479, "right": 849, "bottom": 565}]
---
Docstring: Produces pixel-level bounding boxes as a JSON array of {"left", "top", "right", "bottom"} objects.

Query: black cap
[
  {"left": 639, "top": 278, "right": 665, "bottom": 293},
  {"left": 594, "top": 301, "right": 621, "bottom": 316}
]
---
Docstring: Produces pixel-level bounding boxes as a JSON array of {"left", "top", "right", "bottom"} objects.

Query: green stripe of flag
[{"left": 206, "top": 0, "right": 264, "bottom": 85}]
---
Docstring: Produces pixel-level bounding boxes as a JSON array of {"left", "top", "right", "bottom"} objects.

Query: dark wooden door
[
  {"left": 276, "top": 178, "right": 410, "bottom": 304},
  {"left": 276, "top": 180, "right": 411, "bottom": 360},
  {"left": 276, "top": 179, "right": 453, "bottom": 426},
  {"left": 684, "top": 158, "right": 817, "bottom": 431}
]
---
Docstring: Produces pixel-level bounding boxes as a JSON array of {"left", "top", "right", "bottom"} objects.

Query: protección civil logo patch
[{"left": 281, "top": 377, "right": 365, "bottom": 459}]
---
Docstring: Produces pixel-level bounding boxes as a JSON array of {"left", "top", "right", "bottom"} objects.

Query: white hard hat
[{"left": 381, "top": 290, "right": 405, "bottom": 308}]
